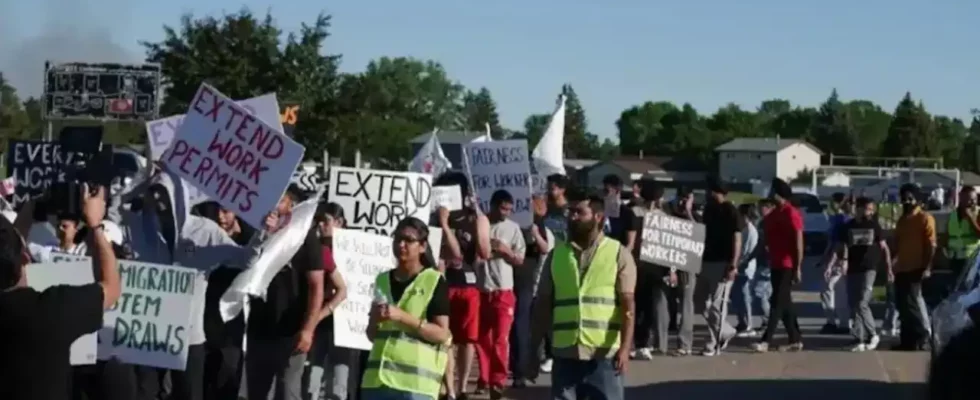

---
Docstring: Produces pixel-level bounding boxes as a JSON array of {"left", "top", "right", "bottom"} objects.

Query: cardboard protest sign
[
  {"left": 26, "top": 261, "right": 98, "bottom": 365},
  {"left": 432, "top": 185, "right": 462, "bottom": 211},
  {"left": 5, "top": 140, "right": 75, "bottom": 206},
  {"left": 639, "top": 211, "right": 706, "bottom": 274},
  {"left": 331, "top": 227, "right": 443, "bottom": 351},
  {"left": 327, "top": 166, "right": 432, "bottom": 236},
  {"left": 27, "top": 259, "right": 199, "bottom": 369},
  {"left": 99, "top": 260, "right": 199, "bottom": 370},
  {"left": 462, "top": 139, "right": 533, "bottom": 227},
  {"left": 145, "top": 93, "right": 283, "bottom": 161},
  {"left": 162, "top": 83, "right": 305, "bottom": 228}
]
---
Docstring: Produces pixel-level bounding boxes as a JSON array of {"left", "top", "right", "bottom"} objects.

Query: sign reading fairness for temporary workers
[
  {"left": 462, "top": 139, "right": 533, "bottom": 227},
  {"left": 639, "top": 211, "right": 707, "bottom": 274},
  {"left": 331, "top": 227, "right": 443, "bottom": 351},
  {"left": 163, "top": 83, "right": 305, "bottom": 228},
  {"left": 328, "top": 166, "right": 433, "bottom": 237}
]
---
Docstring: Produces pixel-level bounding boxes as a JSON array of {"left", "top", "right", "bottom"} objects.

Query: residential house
[
  {"left": 716, "top": 138, "right": 823, "bottom": 183},
  {"left": 583, "top": 156, "right": 708, "bottom": 189}
]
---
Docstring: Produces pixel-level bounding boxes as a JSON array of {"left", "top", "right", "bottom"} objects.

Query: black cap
[
  {"left": 771, "top": 178, "right": 792, "bottom": 199},
  {"left": 707, "top": 176, "right": 728, "bottom": 195}
]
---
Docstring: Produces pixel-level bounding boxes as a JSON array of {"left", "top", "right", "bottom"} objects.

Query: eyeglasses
[{"left": 394, "top": 235, "right": 421, "bottom": 244}]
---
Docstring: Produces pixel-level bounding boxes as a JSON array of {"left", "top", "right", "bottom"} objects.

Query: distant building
[
  {"left": 582, "top": 156, "right": 707, "bottom": 189},
  {"left": 716, "top": 138, "right": 823, "bottom": 183}
]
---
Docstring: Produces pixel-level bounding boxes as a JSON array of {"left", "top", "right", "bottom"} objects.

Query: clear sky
[{"left": 2, "top": 0, "right": 978, "bottom": 141}]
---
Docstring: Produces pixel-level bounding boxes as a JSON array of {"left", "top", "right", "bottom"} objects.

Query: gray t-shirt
[{"left": 479, "top": 218, "right": 527, "bottom": 291}]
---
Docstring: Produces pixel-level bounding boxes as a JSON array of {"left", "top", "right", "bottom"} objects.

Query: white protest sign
[
  {"left": 328, "top": 166, "right": 433, "bottom": 236},
  {"left": 26, "top": 261, "right": 98, "bottom": 365},
  {"left": 432, "top": 185, "right": 462, "bottom": 211},
  {"left": 162, "top": 83, "right": 305, "bottom": 228},
  {"left": 145, "top": 93, "right": 283, "bottom": 161},
  {"left": 463, "top": 139, "right": 533, "bottom": 227},
  {"left": 332, "top": 227, "right": 444, "bottom": 351},
  {"left": 29, "top": 258, "right": 199, "bottom": 370}
]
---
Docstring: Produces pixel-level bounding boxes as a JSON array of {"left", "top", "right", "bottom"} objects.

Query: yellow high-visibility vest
[
  {"left": 362, "top": 269, "right": 449, "bottom": 398},
  {"left": 551, "top": 237, "right": 622, "bottom": 350},
  {"left": 947, "top": 211, "right": 980, "bottom": 260}
]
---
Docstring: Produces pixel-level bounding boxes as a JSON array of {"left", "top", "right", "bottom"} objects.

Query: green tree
[
  {"left": 0, "top": 73, "right": 33, "bottom": 150},
  {"left": 141, "top": 9, "right": 341, "bottom": 157},
  {"left": 882, "top": 92, "right": 937, "bottom": 158},
  {"left": 521, "top": 114, "right": 551, "bottom": 149},
  {"left": 562, "top": 84, "right": 591, "bottom": 158},
  {"left": 810, "top": 89, "right": 858, "bottom": 157},
  {"left": 933, "top": 116, "right": 968, "bottom": 167},
  {"left": 705, "top": 103, "right": 759, "bottom": 144},
  {"left": 460, "top": 87, "right": 503, "bottom": 138},
  {"left": 846, "top": 100, "right": 891, "bottom": 159},
  {"left": 615, "top": 101, "right": 678, "bottom": 156}
]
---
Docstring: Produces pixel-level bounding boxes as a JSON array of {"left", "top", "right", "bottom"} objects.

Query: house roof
[
  {"left": 600, "top": 156, "right": 707, "bottom": 174},
  {"left": 715, "top": 138, "right": 824, "bottom": 155},
  {"left": 565, "top": 159, "right": 600, "bottom": 170},
  {"left": 409, "top": 131, "right": 485, "bottom": 145}
]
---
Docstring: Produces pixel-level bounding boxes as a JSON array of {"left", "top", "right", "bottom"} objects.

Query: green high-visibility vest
[
  {"left": 551, "top": 237, "right": 622, "bottom": 350},
  {"left": 362, "top": 269, "right": 449, "bottom": 398},
  {"left": 947, "top": 211, "right": 980, "bottom": 260}
]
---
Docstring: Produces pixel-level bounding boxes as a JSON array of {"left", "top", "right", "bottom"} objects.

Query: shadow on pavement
[{"left": 510, "top": 379, "right": 925, "bottom": 400}]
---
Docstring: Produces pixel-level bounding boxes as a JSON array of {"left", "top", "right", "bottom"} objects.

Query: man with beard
[
  {"left": 942, "top": 186, "right": 979, "bottom": 299},
  {"left": 891, "top": 183, "right": 935, "bottom": 351},
  {"left": 528, "top": 189, "right": 636, "bottom": 400}
]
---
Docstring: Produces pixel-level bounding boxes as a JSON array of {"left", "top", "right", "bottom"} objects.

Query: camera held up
[{"left": 42, "top": 126, "right": 115, "bottom": 217}]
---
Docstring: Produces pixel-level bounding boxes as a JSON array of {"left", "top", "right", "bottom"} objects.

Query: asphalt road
[{"left": 486, "top": 256, "right": 931, "bottom": 400}]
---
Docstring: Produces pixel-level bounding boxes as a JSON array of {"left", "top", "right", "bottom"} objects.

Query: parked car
[{"left": 791, "top": 190, "right": 829, "bottom": 255}]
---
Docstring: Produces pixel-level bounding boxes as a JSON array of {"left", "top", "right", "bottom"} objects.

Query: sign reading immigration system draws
[
  {"left": 43, "top": 61, "right": 161, "bottom": 121},
  {"left": 328, "top": 166, "right": 433, "bottom": 236},
  {"left": 639, "top": 211, "right": 707, "bottom": 274},
  {"left": 163, "top": 83, "right": 305, "bottom": 229},
  {"left": 331, "top": 227, "right": 443, "bottom": 351},
  {"left": 145, "top": 93, "right": 284, "bottom": 161},
  {"left": 26, "top": 261, "right": 98, "bottom": 365},
  {"left": 462, "top": 139, "right": 533, "bottom": 227},
  {"left": 99, "top": 260, "right": 199, "bottom": 370}
]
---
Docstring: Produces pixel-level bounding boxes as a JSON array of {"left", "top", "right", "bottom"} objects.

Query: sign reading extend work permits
[
  {"left": 639, "top": 211, "right": 706, "bottom": 273},
  {"left": 162, "top": 83, "right": 305, "bottom": 228}
]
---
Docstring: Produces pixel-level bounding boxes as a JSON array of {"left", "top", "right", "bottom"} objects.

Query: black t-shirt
[
  {"left": 388, "top": 269, "right": 450, "bottom": 322},
  {"left": 0, "top": 284, "right": 104, "bottom": 400},
  {"left": 702, "top": 201, "right": 744, "bottom": 262},
  {"left": 606, "top": 205, "right": 638, "bottom": 246},
  {"left": 524, "top": 218, "right": 548, "bottom": 259},
  {"left": 204, "top": 224, "right": 253, "bottom": 346},
  {"left": 248, "top": 228, "right": 324, "bottom": 338},
  {"left": 442, "top": 211, "right": 479, "bottom": 287},
  {"left": 835, "top": 218, "right": 884, "bottom": 274}
]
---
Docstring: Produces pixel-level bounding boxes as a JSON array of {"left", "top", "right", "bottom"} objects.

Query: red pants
[{"left": 476, "top": 290, "right": 516, "bottom": 387}]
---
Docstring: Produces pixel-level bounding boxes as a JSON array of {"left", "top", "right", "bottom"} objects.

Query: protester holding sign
[
  {"left": 432, "top": 172, "right": 491, "bottom": 400},
  {"left": 0, "top": 184, "right": 120, "bottom": 400},
  {"left": 107, "top": 169, "right": 272, "bottom": 400},
  {"left": 307, "top": 202, "right": 351, "bottom": 400},
  {"left": 246, "top": 186, "right": 324, "bottom": 400},
  {"left": 362, "top": 217, "right": 451, "bottom": 400}
]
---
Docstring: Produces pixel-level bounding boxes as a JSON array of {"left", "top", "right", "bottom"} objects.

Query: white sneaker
[
  {"left": 736, "top": 329, "right": 758, "bottom": 338},
  {"left": 701, "top": 347, "right": 718, "bottom": 357},
  {"left": 629, "top": 350, "right": 637, "bottom": 359},
  {"left": 867, "top": 335, "right": 881, "bottom": 350},
  {"left": 850, "top": 343, "right": 867, "bottom": 352},
  {"left": 636, "top": 347, "right": 655, "bottom": 360},
  {"left": 750, "top": 342, "right": 769, "bottom": 353},
  {"left": 540, "top": 358, "right": 553, "bottom": 373}
]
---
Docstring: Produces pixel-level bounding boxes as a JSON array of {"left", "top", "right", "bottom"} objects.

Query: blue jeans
[
  {"left": 362, "top": 388, "right": 434, "bottom": 400},
  {"left": 754, "top": 267, "right": 773, "bottom": 325},
  {"left": 551, "top": 358, "right": 623, "bottom": 400},
  {"left": 883, "top": 282, "right": 932, "bottom": 333},
  {"left": 510, "top": 287, "right": 534, "bottom": 381},
  {"left": 733, "top": 263, "right": 757, "bottom": 329}
]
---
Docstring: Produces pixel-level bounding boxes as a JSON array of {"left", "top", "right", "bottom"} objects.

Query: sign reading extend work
[
  {"left": 162, "top": 83, "right": 305, "bottom": 228},
  {"left": 639, "top": 211, "right": 706, "bottom": 273},
  {"left": 327, "top": 166, "right": 432, "bottom": 236}
]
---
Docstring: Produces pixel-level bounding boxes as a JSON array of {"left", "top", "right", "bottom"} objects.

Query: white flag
[
  {"left": 530, "top": 94, "right": 567, "bottom": 194},
  {"left": 409, "top": 129, "right": 452, "bottom": 176}
]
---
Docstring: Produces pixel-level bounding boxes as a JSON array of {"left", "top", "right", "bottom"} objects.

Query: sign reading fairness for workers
[
  {"left": 163, "top": 83, "right": 305, "bottom": 228},
  {"left": 639, "top": 211, "right": 707, "bottom": 274},
  {"left": 331, "top": 227, "right": 443, "bottom": 351},
  {"left": 328, "top": 166, "right": 432, "bottom": 236},
  {"left": 462, "top": 139, "right": 533, "bottom": 227}
]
